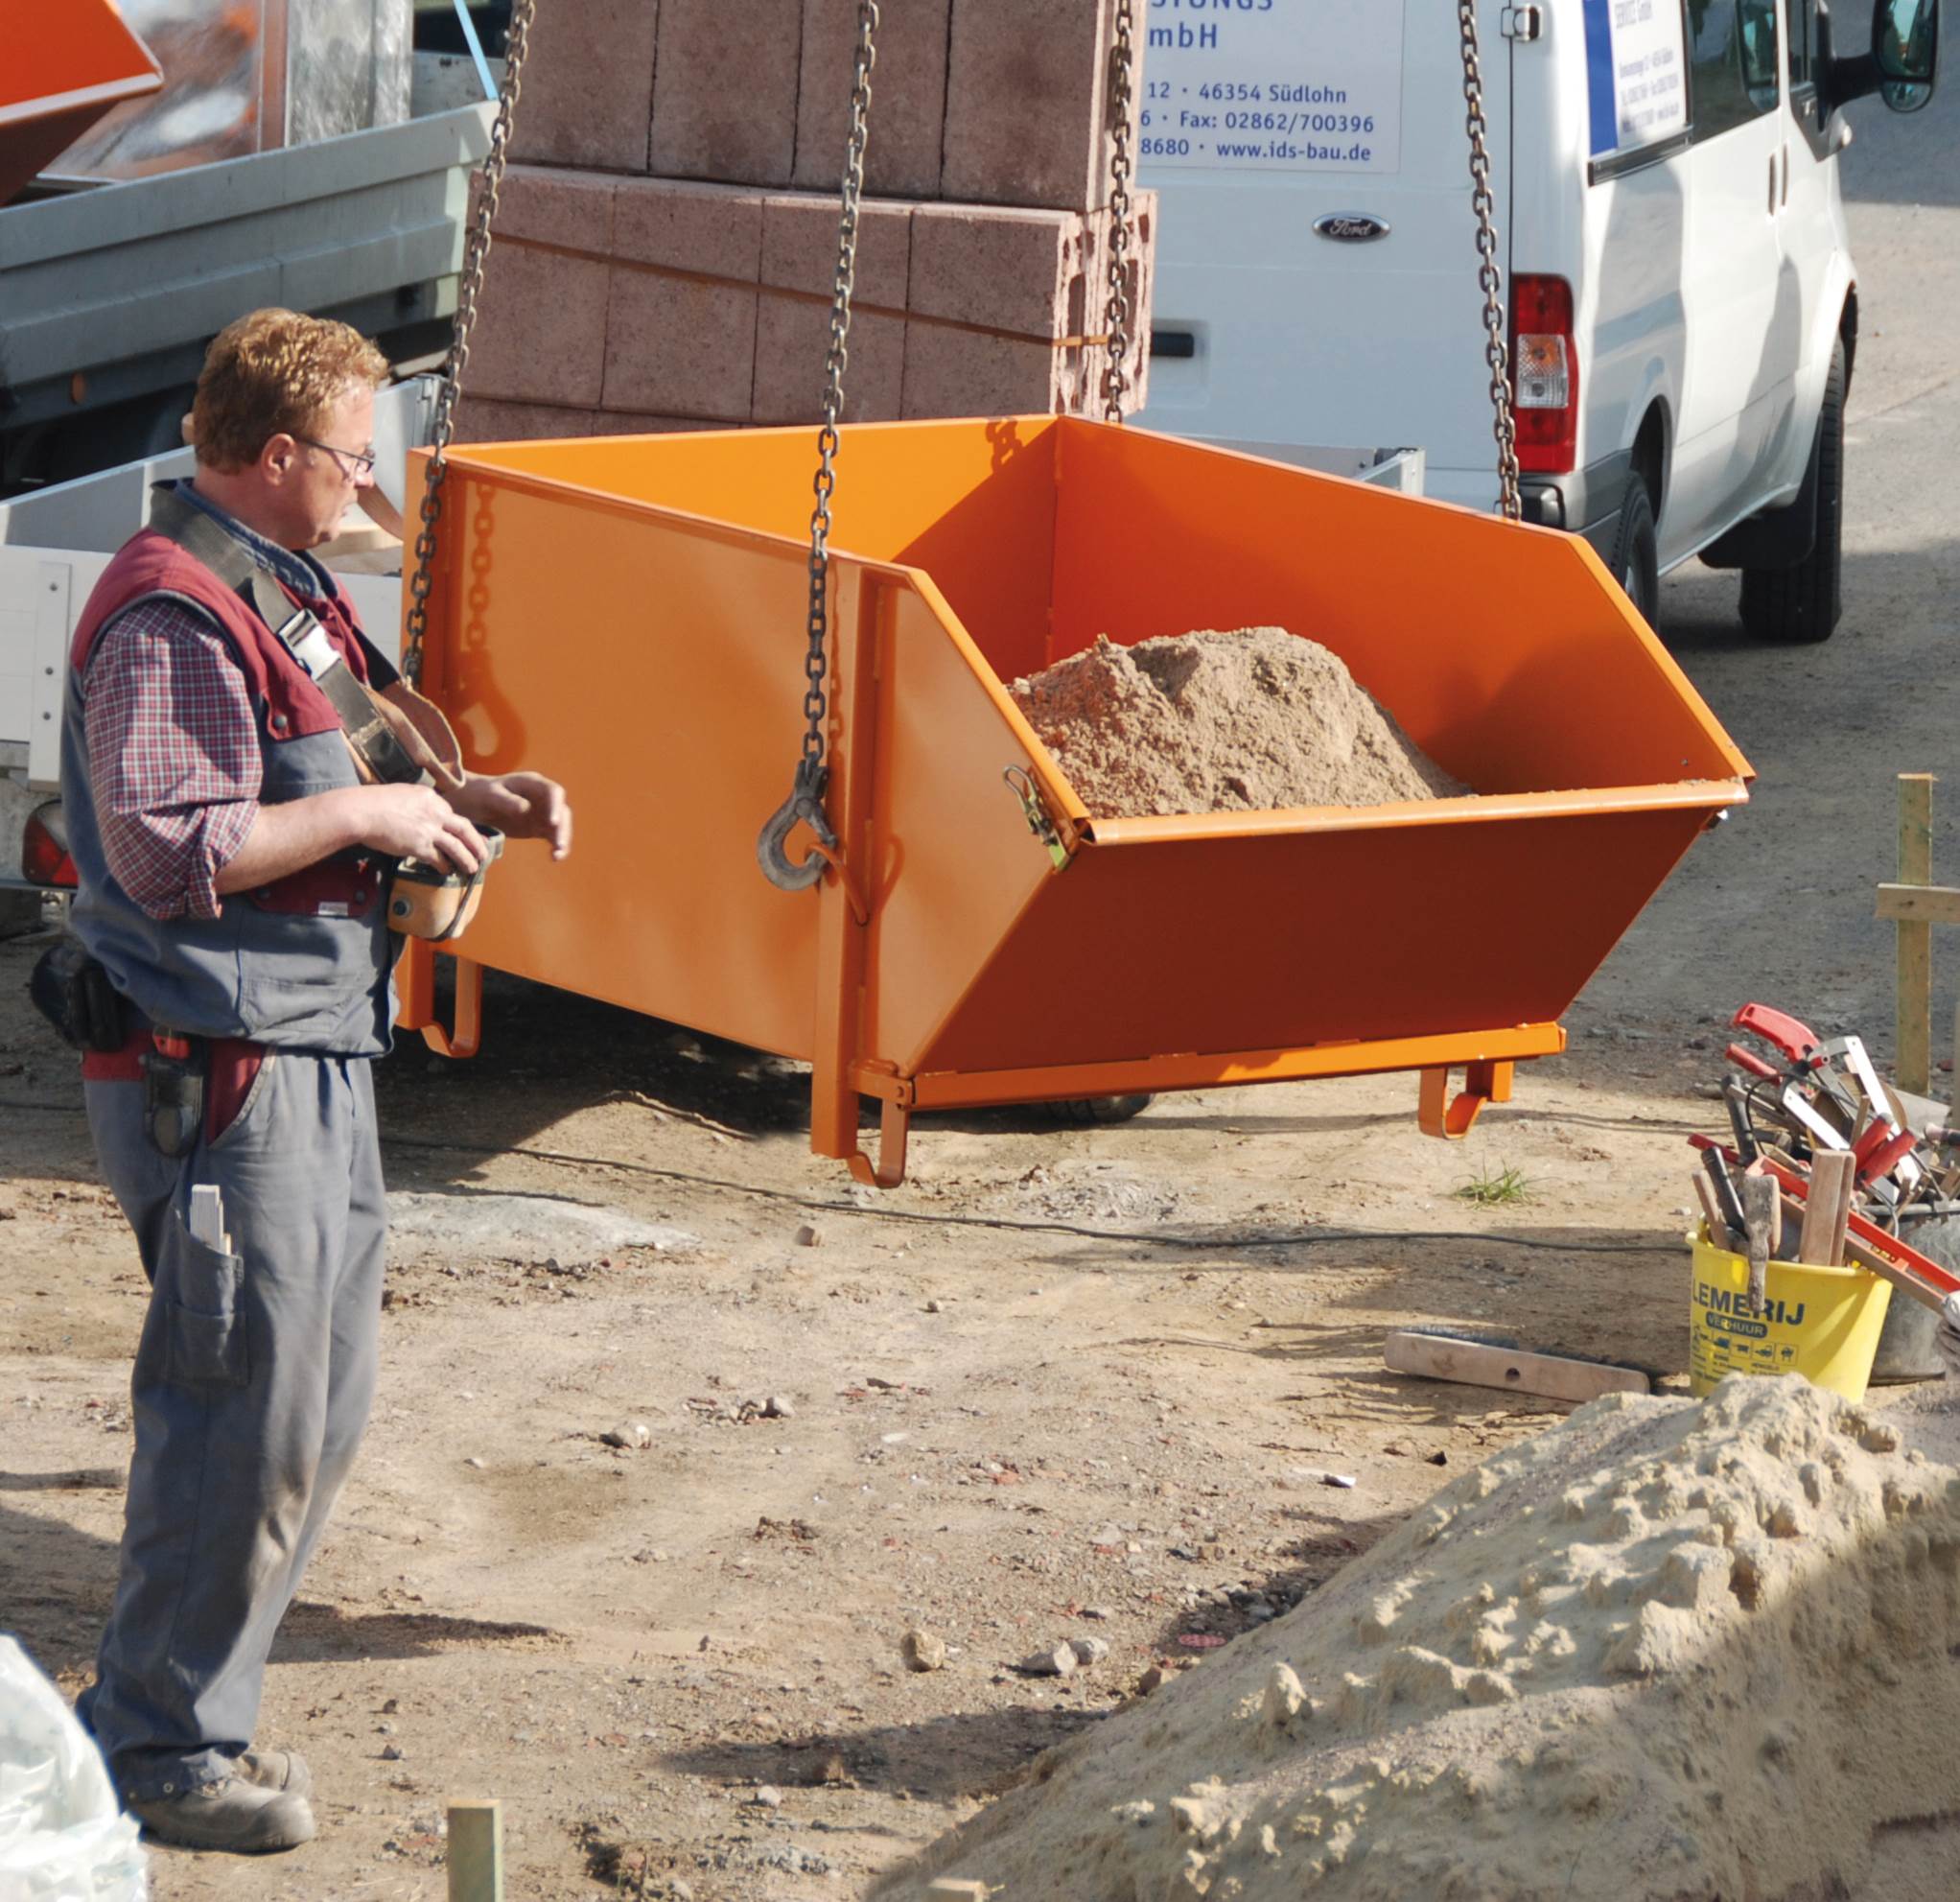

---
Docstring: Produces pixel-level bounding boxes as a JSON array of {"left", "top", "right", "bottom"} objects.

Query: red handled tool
[{"left": 1732, "top": 1002, "right": 1821, "bottom": 1062}]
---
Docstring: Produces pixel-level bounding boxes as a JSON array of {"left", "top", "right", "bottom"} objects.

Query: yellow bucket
[{"left": 1689, "top": 1224, "right": 1892, "bottom": 1402}]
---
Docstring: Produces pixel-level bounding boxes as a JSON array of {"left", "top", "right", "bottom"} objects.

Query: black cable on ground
[{"left": 0, "top": 1096, "right": 1675, "bottom": 1256}]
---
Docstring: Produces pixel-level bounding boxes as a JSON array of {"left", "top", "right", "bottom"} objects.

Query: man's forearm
[{"left": 212, "top": 788, "right": 369, "bottom": 895}]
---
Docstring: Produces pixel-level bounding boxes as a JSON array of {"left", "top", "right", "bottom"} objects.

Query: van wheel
[
  {"left": 1611, "top": 477, "right": 1661, "bottom": 627},
  {"left": 1740, "top": 339, "right": 1845, "bottom": 645},
  {"left": 1053, "top": 1094, "right": 1155, "bottom": 1126}
]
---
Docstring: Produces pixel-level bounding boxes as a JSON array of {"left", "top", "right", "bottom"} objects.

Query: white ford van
[{"left": 1136, "top": 0, "right": 1941, "bottom": 642}]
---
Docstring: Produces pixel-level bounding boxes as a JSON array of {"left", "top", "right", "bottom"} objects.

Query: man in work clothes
[{"left": 63, "top": 309, "right": 572, "bottom": 1853}]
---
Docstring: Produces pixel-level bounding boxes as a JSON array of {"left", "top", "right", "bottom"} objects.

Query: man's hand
[
  {"left": 216, "top": 784, "right": 486, "bottom": 894},
  {"left": 453, "top": 771, "right": 573, "bottom": 860},
  {"left": 355, "top": 785, "right": 491, "bottom": 873}
]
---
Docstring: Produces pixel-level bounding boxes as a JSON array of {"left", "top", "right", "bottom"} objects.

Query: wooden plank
[
  {"left": 1796, "top": 1151, "right": 1855, "bottom": 1267},
  {"left": 1825, "top": 1150, "right": 1858, "bottom": 1268},
  {"left": 1874, "top": 883, "right": 1960, "bottom": 927},
  {"left": 1898, "top": 774, "right": 1936, "bottom": 1095},
  {"left": 448, "top": 1800, "right": 503, "bottom": 1902},
  {"left": 1384, "top": 1331, "right": 1649, "bottom": 1402}
]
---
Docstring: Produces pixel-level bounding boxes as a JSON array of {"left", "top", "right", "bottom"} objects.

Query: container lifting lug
[
  {"left": 758, "top": 758, "right": 840, "bottom": 891},
  {"left": 1004, "top": 765, "right": 1071, "bottom": 871},
  {"left": 1418, "top": 1059, "right": 1514, "bottom": 1139},
  {"left": 1501, "top": 5, "right": 1542, "bottom": 39}
]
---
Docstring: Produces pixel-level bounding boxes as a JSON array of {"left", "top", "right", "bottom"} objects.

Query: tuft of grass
[{"left": 1453, "top": 1162, "right": 1533, "bottom": 1208}]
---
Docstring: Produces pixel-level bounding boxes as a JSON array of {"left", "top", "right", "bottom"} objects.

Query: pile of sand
[
  {"left": 1009, "top": 627, "right": 1469, "bottom": 820},
  {"left": 882, "top": 1376, "right": 1960, "bottom": 1901}
]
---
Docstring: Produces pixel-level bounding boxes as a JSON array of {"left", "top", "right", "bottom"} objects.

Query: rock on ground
[
  {"left": 878, "top": 1376, "right": 1960, "bottom": 1901},
  {"left": 385, "top": 1192, "right": 700, "bottom": 1267}
]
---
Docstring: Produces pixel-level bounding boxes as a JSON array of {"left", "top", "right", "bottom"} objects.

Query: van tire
[
  {"left": 1611, "top": 477, "right": 1661, "bottom": 627},
  {"left": 1740, "top": 339, "right": 1845, "bottom": 645},
  {"left": 1053, "top": 1094, "right": 1155, "bottom": 1126}
]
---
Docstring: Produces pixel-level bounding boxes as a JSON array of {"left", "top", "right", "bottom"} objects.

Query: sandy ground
[{"left": 4, "top": 934, "right": 1768, "bottom": 1902}]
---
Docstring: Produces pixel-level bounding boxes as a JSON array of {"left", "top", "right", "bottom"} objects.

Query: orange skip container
[
  {"left": 0, "top": 0, "right": 163, "bottom": 203},
  {"left": 396, "top": 418, "right": 1752, "bottom": 1186}
]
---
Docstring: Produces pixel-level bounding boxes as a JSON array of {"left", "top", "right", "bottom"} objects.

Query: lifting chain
[
  {"left": 1457, "top": 0, "right": 1522, "bottom": 522},
  {"left": 399, "top": 0, "right": 538, "bottom": 687},
  {"left": 758, "top": 1, "right": 879, "bottom": 892},
  {"left": 1101, "top": 0, "right": 1138, "bottom": 424}
]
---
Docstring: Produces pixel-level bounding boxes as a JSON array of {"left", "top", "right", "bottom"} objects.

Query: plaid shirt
[{"left": 83, "top": 599, "right": 262, "bottom": 923}]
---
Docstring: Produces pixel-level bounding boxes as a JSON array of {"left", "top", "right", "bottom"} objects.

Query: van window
[
  {"left": 1786, "top": 0, "right": 1818, "bottom": 89},
  {"left": 1688, "top": 0, "right": 1782, "bottom": 138}
]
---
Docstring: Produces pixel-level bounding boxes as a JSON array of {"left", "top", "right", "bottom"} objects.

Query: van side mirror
[
  {"left": 1823, "top": 0, "right": 1941, "bottom": 111},
  {"left": 1874, "top": 0, "right": 1939, "bottom": 108}
]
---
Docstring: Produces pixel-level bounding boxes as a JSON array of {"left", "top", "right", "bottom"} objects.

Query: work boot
[
  {"left": 237, "top": 1748, "right": 313, "bottom": 1797},
  {"left": 128, "top": 1775, "right": 315, "bottom": 1853}
]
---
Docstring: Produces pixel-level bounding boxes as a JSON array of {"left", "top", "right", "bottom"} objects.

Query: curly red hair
[{"left": 192, "top": 309, "right": 388, "bottom": 472}]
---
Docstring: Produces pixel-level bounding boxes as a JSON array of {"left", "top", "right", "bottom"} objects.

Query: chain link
[
  {"left": 1101, "top": 0, "right": 1137, "bottom": 425},
  {"left": 798, "top": 0, "right": 878, "bottom": 776},
  {"left": 1458, "top": 0, "right": 1521, "bottom": 522},
  {"left": 400, "top": 0, "right": 537, "bottom": 686}
]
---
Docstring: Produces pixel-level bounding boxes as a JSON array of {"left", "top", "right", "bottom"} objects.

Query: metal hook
[
  {"left": 1003, "top": 765, "right": 1071, "bottom": 871},
  {"left": 758, "top": 758, "right": 840, "bottom": 890}
]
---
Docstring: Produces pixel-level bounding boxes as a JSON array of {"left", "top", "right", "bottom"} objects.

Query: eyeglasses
[{"left": 296, "top": 435, "right": 377, "bottom": 480}]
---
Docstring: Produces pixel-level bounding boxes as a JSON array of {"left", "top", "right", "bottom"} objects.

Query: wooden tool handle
[{"left": 1741, "top": 1169, "right": 1779, "bottom": 1315}]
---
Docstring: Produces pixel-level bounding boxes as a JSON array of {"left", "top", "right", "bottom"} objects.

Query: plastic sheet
[{"left": 0, "top": 1636, "right": 147, "bottom": 1901}]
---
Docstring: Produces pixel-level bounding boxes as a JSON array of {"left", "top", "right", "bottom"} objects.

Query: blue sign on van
[{"left": 1583, "top": 0, "right": 1689, "bottom": 156}]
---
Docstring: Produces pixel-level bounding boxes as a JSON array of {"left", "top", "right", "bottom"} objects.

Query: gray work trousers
[{"left": 76, "top": 1052, "right": 385, "bottom": 1803}]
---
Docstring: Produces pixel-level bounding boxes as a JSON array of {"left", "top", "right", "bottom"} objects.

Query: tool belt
[
  {"left": 29, "top": 940, "right": 257, "bottom": 1157},
  {"left": 147, "top": 487, "right": 495, "bottom": 943},
  {"left": 29, "top": 933, "right": 125, "bottom": 1052}
]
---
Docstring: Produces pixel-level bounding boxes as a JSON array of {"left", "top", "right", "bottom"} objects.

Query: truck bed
[{"left": 0, "top": 105, "right": 490, "bottom": 490}]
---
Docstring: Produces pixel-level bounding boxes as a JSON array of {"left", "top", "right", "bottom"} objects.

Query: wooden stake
[
  {"left": 1898, "top": 773, "right": 1936, "bottom": 1095},
  {"left": 448, "top": 1800, "right": 503, "bottom": 1902}
]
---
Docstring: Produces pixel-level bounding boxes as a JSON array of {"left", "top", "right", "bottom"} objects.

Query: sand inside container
[{"left": 1009, "top": 626, "right": 1469, "bottom": 820}]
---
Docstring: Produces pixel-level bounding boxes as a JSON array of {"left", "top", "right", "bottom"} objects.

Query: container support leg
[
  {"left": 399, "top": 946, "right": 482, "bottom": 1060},
  {"left": 810, "top": 572, "right": 904, "bottom": 1182},
  {"left": 1418, "top": 1059, "right": 1512, "bottom": 1139}
]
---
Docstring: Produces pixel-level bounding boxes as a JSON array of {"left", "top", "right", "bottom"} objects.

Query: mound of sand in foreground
[{"left": 878, "top": 1376, "right": 1960, "bottom": 1901}]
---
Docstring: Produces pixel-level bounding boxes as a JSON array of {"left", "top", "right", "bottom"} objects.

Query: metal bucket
[
  {"left": 396, "top": 418, "right": 1751, "bottom": 1184},
  {"left": 1868, "top": 1214, "right": 1960, "bottom": 1383}
]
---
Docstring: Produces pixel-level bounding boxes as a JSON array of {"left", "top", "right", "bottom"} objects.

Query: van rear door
[{"left": 1136, "top": 0, "right": 1513, "bottom": 510}]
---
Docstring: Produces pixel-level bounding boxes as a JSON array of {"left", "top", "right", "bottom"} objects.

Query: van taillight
[
  {"left": 1510, "top": 275, "right": 1577, "bottom": 474},
  {"left": 23, "top": 808, "right": 76, "bottom": 887}
]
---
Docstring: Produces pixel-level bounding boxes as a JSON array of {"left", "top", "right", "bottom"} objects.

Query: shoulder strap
[{"left": 147, "top": 487, "right": 430, "bottom": 788}]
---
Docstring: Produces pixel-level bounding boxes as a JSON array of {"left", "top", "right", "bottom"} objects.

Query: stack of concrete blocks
[{"left": 455, "top": 0, "right": 1155, "bottom": 444}]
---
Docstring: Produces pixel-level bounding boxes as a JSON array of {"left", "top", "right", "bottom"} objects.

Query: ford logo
[{"left": 1314, "top": 213, "right": 1390, "bottom": 243}]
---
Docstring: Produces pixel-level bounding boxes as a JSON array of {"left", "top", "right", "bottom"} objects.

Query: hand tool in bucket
[{"left": 1690, "top": 1133, "right": 1960, "bottom": 1311}]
